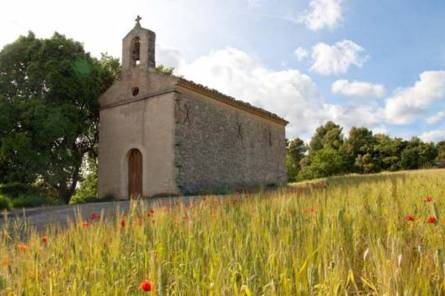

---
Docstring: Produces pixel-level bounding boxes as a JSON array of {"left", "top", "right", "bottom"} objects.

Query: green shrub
[
  {"left": 71, "top": 167, "right": 98, "bottom": 204},
  {"left": 0, "top": 183, "right": 36, "bottom": 198},
  {"left": 0, "top": 183, "right": 52, "bottom": 199},
  {"left": 70, "top": 194, "right": 115, "bottom": 205},
  {"left": 0, "top": 195, "right": 12, "bottom": 211},
  {"left": 11, "top": 195, "right": 61, "bottom": 208},
  {"left": 0, "top": 183, "right": 59, "bottom": 208}
]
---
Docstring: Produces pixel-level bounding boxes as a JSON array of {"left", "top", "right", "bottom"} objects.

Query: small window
[
  {"left": 237, "top": 123, "right": 243, "bottom": 139},
  {"left": 132, "top": 87, "right": 139, "bottom": 96},
  {"left": 131, "top": 37, "right": 141, "bottom": 66}
]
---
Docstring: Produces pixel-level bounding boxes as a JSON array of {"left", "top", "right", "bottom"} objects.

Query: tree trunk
[{"left": 57, "top": 164, "right": 81, "bottom": 204}]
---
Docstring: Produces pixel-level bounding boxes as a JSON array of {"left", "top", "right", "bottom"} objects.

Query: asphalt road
[{"left": 0, "top": 196, "right": 201, "bottom": 232}]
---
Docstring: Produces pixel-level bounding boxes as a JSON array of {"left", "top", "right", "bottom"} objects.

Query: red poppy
[
  {"left": 424, "top": 196, "right": 433, "bottom": 203},
  {"left": 405, "top": 214, "right": 415, "bottom": 222},
  {"left": 139, "top": 280, "right": 153, "bottom": 292},
  {"left": 17, "top": 243, "right": 28, "bottom": 251},
  {"left": 42, "top": 235, "right": 49, "bottom": 244},
  {"left": 304, "top": 208, "right": 316, "bottom": 214},
  {"left": 120, "top": 219, "right": 126, "bottom": 227},
  {"left": 90, "top": 212, "right": 100, "bottom": 221},
  {"left": 427, "top": 215, "right": 438, "bottom": 224}
]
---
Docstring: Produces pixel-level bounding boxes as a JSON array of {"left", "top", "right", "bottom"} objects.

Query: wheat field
[{"left": 1, "top": 169, "right": 445, "bottom": 295}]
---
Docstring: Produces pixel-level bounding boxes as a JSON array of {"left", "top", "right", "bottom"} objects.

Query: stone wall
[{"left": 174, "top": 89, "right": 287, "bottom": 194}]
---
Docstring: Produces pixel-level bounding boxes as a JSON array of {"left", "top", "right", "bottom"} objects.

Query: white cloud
[
  {"left": 294, "top": 47, "right": 309, "bottom": 61},
  {"left": 384, "top": 71, "right": 445, "bottom": 125},
  {"left": 426, "top": 111, "right": 445, "bottom": 125},
  {"left": 157, "top": 46, "right": 183, "bottom": 69},
  {"left": 371, "top": 125, "right": 388, "bottom": 135},
  {"left": 161, "top": 47, "right": 383, "bottom": 138},
  {"left": 326, "top": 104, "right": 384, "bottom": 131},
  {"left": 332, "top": 79, "right": 385, "bottom": 98},
  {"left": 299, "top": 0, "right": 343, "bottom": 31},
  {"left": 420, "top": 129, "right": 445, "bottom": 143},
  {"left": 310, "top": 40, "right": 368, "bottom": 76}
]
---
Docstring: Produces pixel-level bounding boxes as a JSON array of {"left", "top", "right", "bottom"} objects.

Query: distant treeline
[{"left": 287, "top": 121, "right": 445, "bottom": 182}]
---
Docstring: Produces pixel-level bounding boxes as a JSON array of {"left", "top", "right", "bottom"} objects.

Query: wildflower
[
  {"left": 424, "top": 196, "right": 433, "bottom": 203},
  {"left": 405, "top": 214, "right": 415, "bottom": 222},
  {"left": 120, "top": 219, "right": 126, "bottom": 228},
  {"left": 148, "top": 208, "right": 155, "bottom": 216},
  {"left": 90, "top": 212, "right": 100, "bottom": 221},
  {"left": 1, "top": 257, "right": 9, "bottom": 267},
  {"left": 81, "top": 221, "right": 89, "bottom": 228},
  {"left": 17, "top": 243, "right": 28, "bottom": 251},
  {"left": 427, "top": 215, "right": 438, "bottom": 225},
  {"left": 304, "top": 208, "right": 316, "bottom": 214},
  {"left": 42, "top": 235, "right": 49, "bottom": 244},
  {"left": 139, "top": 280, "right": 154, "bottom": 292}
]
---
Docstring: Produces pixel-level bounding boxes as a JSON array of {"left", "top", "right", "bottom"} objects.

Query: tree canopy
[
  {"left": 287, "top": 122, "right": 444, "bottom": 182},
  {"left": 0, "top": 32, "right": 119, "bottom": 202}
]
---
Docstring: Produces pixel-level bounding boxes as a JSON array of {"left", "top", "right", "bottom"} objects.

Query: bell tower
[{"left": 122, "top": 16, "right": 156, "bottom": 71}]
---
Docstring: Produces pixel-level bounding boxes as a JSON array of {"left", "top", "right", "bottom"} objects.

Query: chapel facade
[{"left": 98, "top": 18, "right": 288, "bottom": 199}]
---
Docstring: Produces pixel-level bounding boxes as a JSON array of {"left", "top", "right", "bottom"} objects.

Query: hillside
[{"left": 1, "top": 169, "right": 445, "bottom": 294}]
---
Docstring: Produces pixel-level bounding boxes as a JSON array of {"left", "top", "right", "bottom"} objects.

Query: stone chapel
[{"left": 98, "top": 18, "right": 288, "bottom": 199}]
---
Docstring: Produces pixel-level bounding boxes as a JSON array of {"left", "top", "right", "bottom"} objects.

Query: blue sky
[{"left": 1, "top": 0, "right": 445, "bottom": 141}]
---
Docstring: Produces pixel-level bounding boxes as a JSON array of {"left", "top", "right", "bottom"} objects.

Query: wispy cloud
[
  {"left": 427, "top": 111, "right": 445, "bottom": 125},
  {"left": 332, "top": 80, "right": 385, "bottom": 98}
]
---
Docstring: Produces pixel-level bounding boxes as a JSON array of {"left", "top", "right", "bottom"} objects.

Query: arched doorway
[{"left": 128, "top": 149, "right": 143, "bottom": 198}]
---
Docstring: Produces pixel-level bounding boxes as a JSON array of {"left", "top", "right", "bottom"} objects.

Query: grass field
[{"left": 1, "top": 169, "right": 445, "bottom": 295}]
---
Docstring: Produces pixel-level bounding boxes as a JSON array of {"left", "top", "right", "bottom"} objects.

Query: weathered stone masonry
[{"left": 174, "top": 86, "right": 287, "bottom": 194}]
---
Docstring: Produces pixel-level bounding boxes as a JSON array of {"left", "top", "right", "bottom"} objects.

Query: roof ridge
[{"left": 175, "top": 77, "right": 288, "bottom": 126}]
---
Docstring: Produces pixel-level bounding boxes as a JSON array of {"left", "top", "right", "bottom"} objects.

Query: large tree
[
  {"left": 400, "top": 137, "right": 437, "bottom": 170},
  {"left": 0, "top": 32, "right": 119, "bottom": 203},
  {"left": 300, "top": 121, "right": 347, "bottom": 180},
  {"left": 309, "top": 121, "right": 344, "bottom": 152},
  {"left": 286, "top": 138, "right": 307, "bottom": 181},
  {"left": 437, "top": 140, "right": 445, "bottom": 162},
  {"left": 374, "top": 135, "right": 407, "bottom": 171},
  {"left": 343, "top": 127, "right": 379, "bottom": 173},
  {"left": 300, "top": 147, "right": 347, "bottom": 179}
]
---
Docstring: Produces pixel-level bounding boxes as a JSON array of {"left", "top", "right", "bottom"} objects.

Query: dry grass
[{"left": 1, "top": 169, "right": 445, "bottom": 295}]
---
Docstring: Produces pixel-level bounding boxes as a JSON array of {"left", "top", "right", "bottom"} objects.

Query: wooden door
[{"left": 128, "top": 149, "right": 143, "bottom": 198}]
